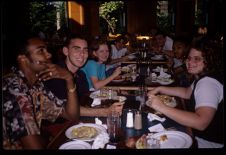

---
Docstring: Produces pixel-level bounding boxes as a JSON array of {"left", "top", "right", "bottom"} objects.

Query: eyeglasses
[{"left": 185, "top": 56, "right": 204, "bottom": 63}]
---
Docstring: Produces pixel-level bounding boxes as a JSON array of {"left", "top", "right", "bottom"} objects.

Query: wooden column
[
  {"left": 83, "top": 1, "right": 100, "bottom": 37},
  {"left": 175, "top": 0, "right": 195, "bottom": 37},
  {"left": 67, "top": 1, "right": 99, "bottom": 37},
  {"left": 127, "top": 0, "right": 157, "bottom": 34},
  {"left": 207, "top": 0, "right": 223, "bottom": 37}
]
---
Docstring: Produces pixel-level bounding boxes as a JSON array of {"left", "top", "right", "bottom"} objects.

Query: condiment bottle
[
  {"left": 134, "top": 110, "right": 142, "bottom": 130},
  {"left": 126, "top": 110, "right": 134, "bottom": 128}
]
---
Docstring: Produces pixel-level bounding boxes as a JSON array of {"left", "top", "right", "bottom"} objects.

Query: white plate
[
  {"left": 152, "top": 68, "right": 168, "bottom": 72},
  {"left": 59, "top": 140, "right": 91, "bottom": 149},
  {"left": 65, "top": 123, "right": 107, "bottom": 141},
  {"left": 127, "top": 55, "right": 136, "bottom": 60},
  {"left": 113, "top": 96, "right": 127, "bottom": 102},
  {"left": 112, "top": 79, "right": 124, "bottom": 82},
  {"left": 157, "top": 95, "right": 177, "bottom": 108},
  {"left": 151, "top": 131, "right": 192, "bottom": 148},
  {"left": 151, "top": 55, "right": 164, "bottom": 60},
  {"left": 157, "top": 79, "right": 174, "bottom": 85},
  {"left": 90, "top": 90, "right": 113, "bottom": 100}
]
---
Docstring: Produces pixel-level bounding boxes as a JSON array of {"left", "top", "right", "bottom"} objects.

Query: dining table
[{"left": 46, "top": 91, "right": 197, "bottom": 149}]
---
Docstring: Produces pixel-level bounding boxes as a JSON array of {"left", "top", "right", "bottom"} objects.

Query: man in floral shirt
[{"left": 3, "top": 37, "right": 79, "bottom": 149}]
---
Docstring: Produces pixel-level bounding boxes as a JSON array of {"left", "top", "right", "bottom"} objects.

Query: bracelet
[{"left": 68, "top": 86, "right": 76, "bottom": 93}]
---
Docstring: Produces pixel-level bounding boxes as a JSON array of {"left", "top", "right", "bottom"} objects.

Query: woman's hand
[
  {"left": 148, "top": 87, "right": 161, "bottom": 96},
  {"left": 146, "top": 94, "right": 165, "bottom": 111},
  {"left": 112, "top": 67, "right": 122, "bottom": 78}
]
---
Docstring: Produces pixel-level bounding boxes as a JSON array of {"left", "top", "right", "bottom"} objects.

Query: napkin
[
  {"left": 95, "top": 117, "right": 107, "bottom": 129},
  {"left": 91, "top": 98, "right": 101, "bottom": 107},
  {"left": 148, "top": 123, "right": 165, "bottom": 133},
  {"left": 158, "top": 67, "right": 171, "bottom": 79},
  {"left": 151, "top": 73, "right": 157, "bottom": 81},
  {"left": 147, "top": 113, "right": 166, "bottom": 122},
  {"left": 92, "top": 132, "right": 109, "bottom": 149}
]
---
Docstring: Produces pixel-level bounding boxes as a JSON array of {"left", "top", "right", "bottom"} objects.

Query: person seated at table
[
  {"left": 151, "top": 30, "right": 174, "bottom": 57},
  {"left": 81, "top": 37, "right": 122, "bottom": 90},
  {"left": 106, "top": 35, "right": 131, "bottom": 76},
  {"left": 168, "top": 37, "right": 191, "bottom": 86},
  {"left": 44, "top": 33, "right": 124, "bottom": 117},
  {"left": 146, "top": 37, "right": 223, "bottom": 148},
  {"left": 2, "top": 37, "right": 79, "bottom": 149}
]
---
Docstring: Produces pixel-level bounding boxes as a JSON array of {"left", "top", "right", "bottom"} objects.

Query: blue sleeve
[{"left": 82, "top": 60, "right": 98, "bottom": 78}]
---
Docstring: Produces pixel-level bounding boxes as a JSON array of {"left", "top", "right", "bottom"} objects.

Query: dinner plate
[
  {"left": 151, "top": 131, "right": 192, "bottom": 148},
  {"left": 127, "top": 54, "right": 136, "bottom": 60},
  {"left": 113, "top": 96, "right": 127, "bottom": 102},
  {"left": 112, "top": 79, "right": 125, "bottom": 82},
  {"left": 90, "top": 90, "right": 115, "bottom": 100},
  {"left": 65, "top": 123, "right": 107, "bottom": 141},
  {"left": 157, "top": 95, "right": 177, "bottom": 108},
  {"left": 151, "top": 55, "right": 164, "bottom": 60},
  {"left": 152, "top": 68, "right": 168, "bottom": 72},
  {"left": 59, "top": 140, "right": 91, "bottom": 149},
  {"left": 157, "top": 79, "right": 174, "bottom": 85}
]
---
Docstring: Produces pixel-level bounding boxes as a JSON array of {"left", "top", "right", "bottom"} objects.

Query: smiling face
[
  {"left": 25, "top": 38, "right": 52, "bottom": 72},
  {"left": 185, "top": 48, "right": 206, "bottom": 75},
  {"left": 63, "top": 38, "right": 88, "bottom": 72},
  {"left": 93, "top": 44, "right": 110, "bottom": 63}
]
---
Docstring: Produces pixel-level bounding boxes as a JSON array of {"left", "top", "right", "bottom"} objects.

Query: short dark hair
[
  {"left": 63, "top": 33, "right": 87, "bottom": 47},
  {"left": 17, "top": 36, "right": 44, "bottom": 56},
  {"left": 115, "top": 35, "right": 127, "bottom": 44}
]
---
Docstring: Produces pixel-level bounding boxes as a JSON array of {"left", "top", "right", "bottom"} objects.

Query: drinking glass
[
  {"left": 107, "top": 111, "right": 121, "bottom": 143},
  {"left": 146, "top": 138, "right": 160, "bottom": 149}
]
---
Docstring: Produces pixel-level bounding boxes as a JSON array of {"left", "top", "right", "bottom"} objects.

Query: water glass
[
  {"left": 146, "top": 138, "right": 160, "bottom": 149},
  {"left": 107, "top": 111, "right": 121, "bottom": 143}
]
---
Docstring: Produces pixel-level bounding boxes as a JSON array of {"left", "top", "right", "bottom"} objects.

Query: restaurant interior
[{"left": 2, "top": 0, "right": 224, "bottom": 150}]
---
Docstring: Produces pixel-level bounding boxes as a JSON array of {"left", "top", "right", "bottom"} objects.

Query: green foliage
[
  {"left": 29, "top": 2, "right": 66, "bottom": 34},
  {"left": 99, "top": 1, "right": 124, "bottom": 34},
  {"left": 156, "top": 2, "right": 173, "bottom": 35},
  {"left": 29, "top": 2, "right": 56, "bottom": 32}
]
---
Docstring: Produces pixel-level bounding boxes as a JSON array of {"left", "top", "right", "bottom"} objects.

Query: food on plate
[
  {"left": 157, "top": 77, "right": 172, "bottom": 82},
  {"left": 121, "top": 66, "right": 130, "bottom": 72},
  {"left": 71, "top": 126, "right": 97, "bottom": 139},
  {"left": 157, "top": 95, "right": 174, "bottom": 105},
  {"left": 159, "top": 134, "right": 168, "bottom": 142},
  {"left": 135, "top": 135, "right": 147, "bottom": 149}
]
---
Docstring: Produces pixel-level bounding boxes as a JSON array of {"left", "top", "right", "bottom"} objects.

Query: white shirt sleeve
[
  {"left": 194, "top": 77, "right": 223, "bottom": 110},
  {"left": 163, "top": 36, "right": 173, "bottom": 51}
]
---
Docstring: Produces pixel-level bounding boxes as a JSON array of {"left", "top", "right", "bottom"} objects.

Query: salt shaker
[
  {"left": 134, "top": 110, "right": 142, "bottom": 130},
  {"left": 126, "top": 110, "right": 134, "bottom": 128}
]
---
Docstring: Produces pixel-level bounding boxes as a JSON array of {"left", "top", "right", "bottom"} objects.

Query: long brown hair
[
  {"left": 89, "top": 37, "right": 111, "bottom": 64},
  {"left": 189, "top": 37, "right": 223, "bottom": 82}
]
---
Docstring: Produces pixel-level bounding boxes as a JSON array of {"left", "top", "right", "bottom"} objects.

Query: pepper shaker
[{"left": 134, "top": 110, "right": 142, "bottom": 130}]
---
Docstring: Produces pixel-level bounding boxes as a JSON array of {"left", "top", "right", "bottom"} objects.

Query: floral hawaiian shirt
[{"left": 2, "top": 67, "right": 66, "bottom": 149}]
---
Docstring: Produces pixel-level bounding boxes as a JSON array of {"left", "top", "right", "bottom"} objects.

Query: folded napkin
[
  {"left": 148, "top": 123, "right": 165, "bottom": 133},
  {"left": 95, "top": 117, "right": 107, "bottom": 129},
  {"left": 151, "top": 73, "right": 157, "bottom": 81},
  {"left": 91, "top": 98, "right": 101, "bottom": 107},
  {"left": 147, "top": 113, "right": 166, "bottom": 122},
  {"left": 158, "top": 67, "right": 171, "bottom": 79},
  {"left": 92, "top": 132, "right": 109, "bottom": 149},
  {"left": 106, "top": 144, "right": 117, "bottom": 149}
]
